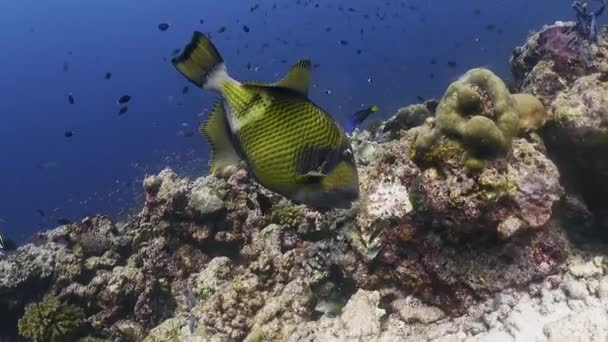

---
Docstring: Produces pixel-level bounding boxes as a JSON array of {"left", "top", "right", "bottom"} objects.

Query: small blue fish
[{"left": 347, "top": 105, "right": 378, "bottom": 133}]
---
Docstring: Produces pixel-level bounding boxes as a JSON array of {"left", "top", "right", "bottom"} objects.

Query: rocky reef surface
[{"left": 1, "top": 22, "right": 608, "bottom": 342}]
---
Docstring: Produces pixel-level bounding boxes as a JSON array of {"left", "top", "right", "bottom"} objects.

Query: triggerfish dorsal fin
[
  {"left": 272, "top": 59, "right": 312, "bottom": 96},
  {"left": 172, "top": 31, "right": 225, "bottom": 89},
  {"left": 200, "top": 101, "right": 241, "bottom": 173},
  {"left": 346, "top": 105, "right": 379, "bottom": 133}
]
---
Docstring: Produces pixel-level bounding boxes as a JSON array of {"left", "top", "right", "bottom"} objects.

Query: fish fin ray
[
  {"left": 200, "top": 101, "right": 241, "bottom": 172},
  {"left": 241, "top": 60, "right": 311, "bottom": 95},
  {"left": 272, "top": 59, "right": 312, "bottom": 96}
]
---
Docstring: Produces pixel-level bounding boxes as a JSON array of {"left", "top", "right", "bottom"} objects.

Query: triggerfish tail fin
[
  {"left": 172, "top": 31, "right": 228, "bottom": 91},
  {"left": 200, "top": 101, "right": 241, "bottom": 173},
  {"left": 347, "top": 105, "right": 378, "bottom": 133}
]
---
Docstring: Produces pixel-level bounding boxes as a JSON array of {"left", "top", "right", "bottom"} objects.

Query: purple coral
[{"left": 538, "top": 26, "right": 583, "bottom": 71}]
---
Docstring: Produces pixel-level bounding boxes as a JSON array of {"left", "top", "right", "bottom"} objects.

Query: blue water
[{"left": 0, "top": 0, "right": 577, "bottom": 241}]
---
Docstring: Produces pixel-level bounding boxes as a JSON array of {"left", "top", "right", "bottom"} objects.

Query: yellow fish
[{"left": 173, "top": 32, "right": 358, "bottom": 208}]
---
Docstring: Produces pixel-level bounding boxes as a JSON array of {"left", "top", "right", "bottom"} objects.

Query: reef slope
[{"left": 1, "top": 22, "right": 608, "bottom": 342}]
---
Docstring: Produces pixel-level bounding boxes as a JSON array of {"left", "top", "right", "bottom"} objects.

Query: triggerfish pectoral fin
[
  {"left": 200, "top": 101, "right": 241, "bottom": 173},
  {"left": 347, "top": 105, "right": 378, "bottom": 133}
]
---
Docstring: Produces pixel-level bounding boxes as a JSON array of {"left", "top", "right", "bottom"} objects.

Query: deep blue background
[{"left": 0, "top": 0, "right": 579, "bottom": 241}]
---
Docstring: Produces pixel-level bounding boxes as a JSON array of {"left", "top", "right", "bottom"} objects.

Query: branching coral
[
  {"left": 18, "top": 296, "right": 85, "bottom": 342},
  {"left": 573, "top": 0, "right": 607, "bottom": 43}
]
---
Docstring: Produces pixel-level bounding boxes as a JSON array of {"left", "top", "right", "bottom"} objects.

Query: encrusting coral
[
  {"left": 18, "top": 296, "right": 84, "bottom": 342},
  {"left": 512, "top": 21, "right": 608, "bottom": 232}
]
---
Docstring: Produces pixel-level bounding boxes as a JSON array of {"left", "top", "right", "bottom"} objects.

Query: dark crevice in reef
[
  {"left": 310, "top": 264, "right": 358, "bottom": 321},
  {"left": 201, "top": 239, "right": 242, "bottom": 261},
  {"left": 0, "top": 277, "right": 52, "bottom": 337}
]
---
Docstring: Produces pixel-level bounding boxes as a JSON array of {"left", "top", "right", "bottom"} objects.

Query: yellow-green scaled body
[{"left": 173, "top": 32, "right": 358, "bottom": 208}]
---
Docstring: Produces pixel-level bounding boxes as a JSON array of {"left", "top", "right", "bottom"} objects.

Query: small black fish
[
  {"left": 430, "top": 59, "right": 437, "bottom": 65},
  {"left": 416, "top": 96, "right": 425, "bottom": 102},
  {"left": 199, "top": 19, "right": 204, "bottom": 24},
  {"left": 158, "top": 22, "right": 170, "bottom": 31},
  {"left": 118, "top": 95, "right": 131, "bottom": 104},
  {"left": 485, "top": 24, "right": 496, "bottom": 31},
  {"left": 473, "top": 8, "right": 481, "bottom": 15},
  {"left": 429, "top": 73, "right": 435, "bottom": 79},
  {"left": 325, "top": 27, "right": 332, "bottom": 32},
  {"left": 182, "top": 86, "right": 189, "bottom": 94},
  {"left": 347, "top": 105, "right": 378, "bottom": 133},
  {"left": 243, "top": 25, "right": 250, "bottom": 33},
  {"left": 356, "top": 49, "right": 362, "bottom": 55},
  {"left": 313, "top": 63, "right": 320, "bottom": 69},
  {"left": 105, "top": 72, "right": 112, "bottom": 80},
  {"left": 64, "top": 130, "right": 74, "bottom": 138},
  {"left": 250, "top": 4, "right": 260, "bottom": 12},
  {"left": 63, "top": 62, "right": 69, "bottom": 72},
  {"left": 339, "top": 40, "right": 349, "bottom": 46},
  {"left": 68, "top": 93, "right": 75, "bottom": 105},
  {"left": 171, "top": 48, "right": 181, "bottom": 56},
  {"left": 118, "top": 106, "right": 129, "bottom": 115},
  {"left": 57, "top": 218, "right": 72, "bottom": 225},
  {"left": 218, "top": 26, "right": 227, "bottom": 33},
  {"left": 447, "top": 61, "right": 457, "bottom": 68},
  {"left": 36, "top": 209, "right": 45, "bottom": 217}
]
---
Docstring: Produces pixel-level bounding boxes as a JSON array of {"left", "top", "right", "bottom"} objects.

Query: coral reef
[
  {"left": 512, "top": 21, "right": 608, "bottom": 232},
  {"left": 0, "top": 138, "right": 573, "bottom": 341},
  {"left": 1, "top": 20, "right": 608, "bottom": 342},
  {"left": 291, "top": 251, "right": 608, "bottom": 342}
]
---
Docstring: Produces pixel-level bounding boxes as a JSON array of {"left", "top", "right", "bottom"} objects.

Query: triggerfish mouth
[{"left": 172, "top": 31, "right": 359, "bottom": 209}]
